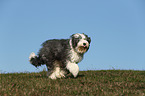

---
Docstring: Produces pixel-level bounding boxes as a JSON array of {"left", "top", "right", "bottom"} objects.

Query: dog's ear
[
  {"left": 82, "top": 33, "right": 91, "bottom": 43},
  {"left": 70, "top": 34, "right": 75, "bottom": 38},
  {"left": 87, "top": 37, "right": 91, "bottom": 43}
]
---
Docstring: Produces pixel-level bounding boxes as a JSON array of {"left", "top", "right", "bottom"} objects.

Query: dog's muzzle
[{"left": 77, "top": 40, "right": 89, "bottom": 54}]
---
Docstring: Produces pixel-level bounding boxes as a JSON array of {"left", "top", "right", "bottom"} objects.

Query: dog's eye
[
  {"left": 76, "top": 36, "right": 82, "bottom": 39},
  {"left": 75, "top": 37, "right": 80, "bottom": 39},
  {"left": 74, "top": 38, "right": 80, "bottom": 43},
  {"left": 75, "top": 38, "right": 80, "bottom": 41}
]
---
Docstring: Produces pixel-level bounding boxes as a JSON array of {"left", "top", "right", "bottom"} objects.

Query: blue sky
[{"left": 0, "top": 0, "right": 145, "bottom": 73}]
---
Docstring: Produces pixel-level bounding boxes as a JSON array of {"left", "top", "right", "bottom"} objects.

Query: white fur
[
  {"left": 49, "top": 67, "right": 62, "bottom": 79},
  {"left": 49, "top": 71, "right": 57, "bottom": 79},
  {"left": 70, "top": 49, "right": 83, "bottom": 63},
  {"left": 77, "top": 39, "right": 89, "bottom": 47},
  {"left": 69, "top": 39, "right": 83, "bottom": 63},
  {"left": 59, "top": 70, "right": 66, "bottom": 77},
  {"left": 49, "top": 62, "right": 66, "bottom": 79},
  {"left": 74, "top": 33, "right": 86, "bottom": 39},
  {"left": 73, "top": 33, "right": 80, "bottom": 38},
  {"left": 29, "top": 52, "right": 36, "bottom": 60},
  {"left": 29, "top": 52, "right": 36, "bottom": 64},
  {"left": 66, "top": 62, "right": 79, "bottom": 77},
  {"left": 78, "top": 33, "right": 86, "bottom": 39},
  {"left": 69, "top": 39, "right": 73, "bottom": 49}
]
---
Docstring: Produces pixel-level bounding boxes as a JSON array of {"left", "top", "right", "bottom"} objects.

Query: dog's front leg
[{"left": 66, "top": 61, "right": 79, "bottom": 77}]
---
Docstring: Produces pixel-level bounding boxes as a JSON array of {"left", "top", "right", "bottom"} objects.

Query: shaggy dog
[{"left": 29, "top": 33, "right": 91, "bottom": 79}]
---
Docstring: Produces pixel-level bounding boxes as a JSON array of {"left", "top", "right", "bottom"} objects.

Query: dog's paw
[
  {"left": 49, "top": 72, "right": 57, "bottom": 80},
  {"left": 29, "top": 52, "right": 36, "bottom": 60},
  {"left": 59, "top": 70, "right": 66, "bottom": 78}
]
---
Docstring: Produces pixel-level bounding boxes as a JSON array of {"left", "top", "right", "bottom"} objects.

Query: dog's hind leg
[{"left": 47, "top": 61, "right": 63, "bottom": 79}]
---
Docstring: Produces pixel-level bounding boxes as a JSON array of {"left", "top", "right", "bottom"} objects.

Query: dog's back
[
  {"left": 39, "top": 39, "right": 70, "bottom": 58},
  {"left": 29, "top": 39, "right": 70, "bottom": 67}
]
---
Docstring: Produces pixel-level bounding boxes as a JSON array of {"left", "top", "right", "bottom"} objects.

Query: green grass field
[{"left": 1, "top": 70, "right": 145, "bottom": 96}]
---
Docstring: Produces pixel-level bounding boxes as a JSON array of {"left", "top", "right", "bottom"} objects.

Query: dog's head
[{"left": 70, "top": 33, "right": 91, "bottom": 54}]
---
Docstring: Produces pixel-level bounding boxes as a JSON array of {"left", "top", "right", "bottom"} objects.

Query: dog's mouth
[{"left": 77, "top": 45, "right": 88, "bottom": 53}]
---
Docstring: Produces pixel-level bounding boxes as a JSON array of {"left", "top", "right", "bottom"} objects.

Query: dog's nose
[{"left": 83, "top": 43, "right": 86, "bottom": 46}]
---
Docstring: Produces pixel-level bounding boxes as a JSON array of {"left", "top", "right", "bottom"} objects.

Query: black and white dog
[{"left": 29, "top": 33, "right": 91, "bottom": 79}]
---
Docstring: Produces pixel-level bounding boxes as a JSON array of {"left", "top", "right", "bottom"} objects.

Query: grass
[{"left": 0, "top": 70, "right": 145, "bottom": 96}]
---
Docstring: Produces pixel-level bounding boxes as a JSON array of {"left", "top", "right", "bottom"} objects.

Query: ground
[{"left": 0, "top": 70, "right": 145, "bottom": 96}]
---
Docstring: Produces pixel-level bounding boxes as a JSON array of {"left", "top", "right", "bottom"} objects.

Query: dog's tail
[{"left": 29, "top": 52, "right": 44, "bottom": 67}]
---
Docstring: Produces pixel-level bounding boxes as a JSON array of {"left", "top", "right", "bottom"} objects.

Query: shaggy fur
[{"left": 29, "top": 33, "right": 91, "bottom": 79}]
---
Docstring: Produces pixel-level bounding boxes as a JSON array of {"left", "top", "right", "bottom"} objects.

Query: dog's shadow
[
  {"left": 34, "top": 75, "right": 48, "bottom": 78},
  {"left": 65, "top": 74, "right": 85, "bottom": 79},
  {"left": 35, "top": 74, "right": 85, "bottom": 79},
  {"left": 24, "top": 72, "right": 85, "bottom": 79}
]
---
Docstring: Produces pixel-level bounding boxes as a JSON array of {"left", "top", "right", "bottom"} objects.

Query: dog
[{"left": 29, "top": 33, "right": 91, "bottom": 79}]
